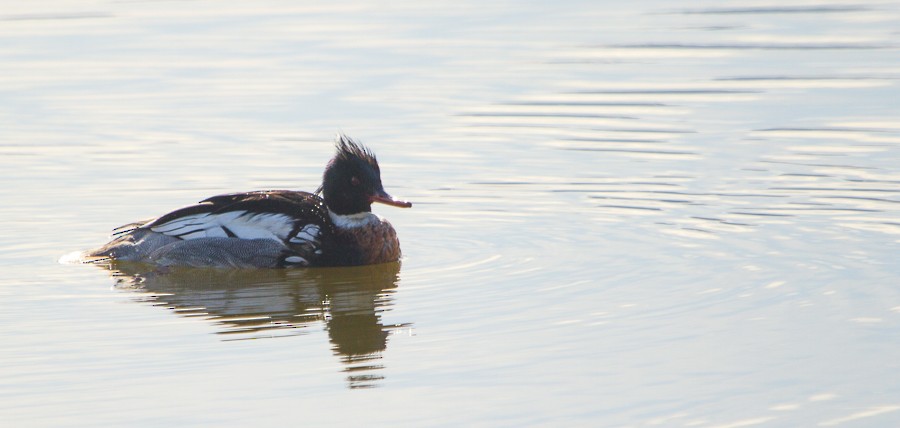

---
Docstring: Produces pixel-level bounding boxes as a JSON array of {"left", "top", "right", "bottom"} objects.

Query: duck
[{"left": 85, "top": 135, "right": 412, "bottom": 268}]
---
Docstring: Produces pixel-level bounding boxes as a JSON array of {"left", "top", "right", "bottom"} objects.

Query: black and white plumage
[{"left": 86, "top": 136, "right": 411, "bottom": 268}]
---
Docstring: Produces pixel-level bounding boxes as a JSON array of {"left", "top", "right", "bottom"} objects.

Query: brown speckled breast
[{"left": 337, "top": 218, "right": 402, "bottom": 265}]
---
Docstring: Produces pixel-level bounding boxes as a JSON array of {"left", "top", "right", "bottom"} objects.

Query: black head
[{"left": 319, "top": 135, "right": 412, "bottom": 215}]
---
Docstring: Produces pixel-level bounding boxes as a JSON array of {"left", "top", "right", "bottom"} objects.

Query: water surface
[{"left": 2, "top": 1, "right": 900, "bottom": 426}]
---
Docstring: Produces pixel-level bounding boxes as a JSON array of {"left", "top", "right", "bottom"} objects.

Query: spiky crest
[{"left": 335, "top": 134, "right": 379, "bottom": 171}]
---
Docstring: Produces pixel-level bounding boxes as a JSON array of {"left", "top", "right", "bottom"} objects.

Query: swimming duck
[{"left": 86, "top": 135, "right": 411, "bottom": 268}]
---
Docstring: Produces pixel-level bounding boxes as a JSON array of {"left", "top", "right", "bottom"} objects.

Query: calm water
[{"left": 3, "top": 1, "right": 900, "bottom": 426}]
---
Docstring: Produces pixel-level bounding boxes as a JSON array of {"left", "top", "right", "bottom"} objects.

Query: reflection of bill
[{"left": 95, "top": 261, "right": 410, "bottom": 389}]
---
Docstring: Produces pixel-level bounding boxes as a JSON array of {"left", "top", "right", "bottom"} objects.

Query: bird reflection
[{"left": 93, "top": 261, "right": 409, "bottom": 389}]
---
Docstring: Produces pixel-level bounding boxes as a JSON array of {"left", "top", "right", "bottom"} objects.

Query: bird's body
[{"left": 86, "top": 137, "right": 410, "bottom": 268}]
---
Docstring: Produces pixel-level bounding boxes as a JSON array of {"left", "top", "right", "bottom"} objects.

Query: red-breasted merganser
[{"left": 85, "top": 135, "right": 412, "bottom": 268}]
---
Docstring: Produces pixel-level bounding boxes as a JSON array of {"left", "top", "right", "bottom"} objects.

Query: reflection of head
[
  {"left": 328, "top": 313, "right": 388, "bottom": 356},
  {"left": 95, "top": 261, "right": 406, "bottom": 388}
]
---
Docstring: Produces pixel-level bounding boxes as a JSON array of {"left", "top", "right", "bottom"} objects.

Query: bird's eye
[{"left": 351, "top": 176, "right": 360, "bottom": 186}]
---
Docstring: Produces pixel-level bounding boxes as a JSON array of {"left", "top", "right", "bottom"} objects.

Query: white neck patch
[{"left": 328, "top": 210, "right": 380, "bottom": 229}]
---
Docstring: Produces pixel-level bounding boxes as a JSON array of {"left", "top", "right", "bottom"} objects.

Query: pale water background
[{"left": 2, "top": 1, "right": 900, "bottom": 426}]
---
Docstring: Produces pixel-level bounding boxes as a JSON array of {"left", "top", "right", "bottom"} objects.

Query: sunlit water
[{"left": 2, "top": 1, "right": 900, "bottom": 426}]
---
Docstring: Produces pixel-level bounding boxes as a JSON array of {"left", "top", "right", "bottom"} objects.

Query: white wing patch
[
  {"left": 289, "top": 224, "right": 321, "bottom": 245},
  {"left": 222, "top": 212, "right": 294, "bottom": 240},
  {"left": 150, "top": 210, "right": 295, "bottom": 242},
  {"left": 149, "top": 213, "right": 214, "bottom": 234}
]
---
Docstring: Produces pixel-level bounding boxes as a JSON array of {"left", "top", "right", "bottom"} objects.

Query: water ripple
[
  {"left": 611, "top": 42, "right": 894, "bottom": 50},
  {"left": 676, "top": 5, "right": 872, "bottom": 15}
]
